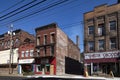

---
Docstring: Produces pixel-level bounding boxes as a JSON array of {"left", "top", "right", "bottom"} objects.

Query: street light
[{"left": 8, "top": 24, "right": 15, "bottom": 74}]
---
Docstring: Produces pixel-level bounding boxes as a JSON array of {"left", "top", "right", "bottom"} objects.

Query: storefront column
[
  {"left": 91, "top": 63, "right": 93, "bottom": 75},
  {"left": 18, "top": 64, "right": 22, "bottom": 74}
]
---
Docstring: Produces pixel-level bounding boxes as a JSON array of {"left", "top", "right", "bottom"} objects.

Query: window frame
[
  {"left": 88, "top": 41, "right": 94, "bottom": 51},
  {"left": 88, "top": 26, "right": 94, "bottom": 35},
  {"left": 98, "top": 40, "right": 104, "bottom": 50},
  {"left": 109, "top": 20, "right": 116, "bottom": 31}
]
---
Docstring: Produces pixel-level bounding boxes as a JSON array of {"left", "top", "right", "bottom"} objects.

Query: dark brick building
[
  {"left": 0, "top": 29, "right": 35, "bottom": 75},
  {"left": 84, "top": 3, "right": 120, "bottom": 76},
  {"left": 34, "top": 23, "right": 81, "bottom": 75}
]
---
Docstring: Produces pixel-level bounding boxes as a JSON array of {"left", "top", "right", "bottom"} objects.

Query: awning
[
  {"left": 85, "top": 58, "right": 118, "bottom": 64},
  {"left": 19, "top": 58, "right": 34, "bottom": 64}
]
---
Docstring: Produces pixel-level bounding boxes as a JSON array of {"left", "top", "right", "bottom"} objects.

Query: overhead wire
[
  {"left": 0, "top": 0, "right": 37, "bottom": 19},
  {"left": 0, "top": 0, "right": 25, "bottom": 14},
  {"left": 2, "top": 0, "right": 69, "bottom": 23}
]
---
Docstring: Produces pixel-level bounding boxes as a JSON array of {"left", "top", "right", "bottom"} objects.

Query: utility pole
[{"left": 8, "top": 24, "right": 14, "bottom": 74}]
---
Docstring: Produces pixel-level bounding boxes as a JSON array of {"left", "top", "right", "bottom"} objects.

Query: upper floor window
[
  {"left": 4, "top": 41, "right": 8, "bottom": 48},
  {"left": 50, "top": 33, "right": 55, "bottom": 43},
  {"left": 25, "top": 51, "right": 29, "bottom": 57},
  {"left": 7, "top": 40, "right": 10, "bottom": 48},
  {"left": 1, "top": 42, "right": 4, "bottom": 48},
  {"left": 50, "top": 46, "right": 54, "bottom": 55},
  {"left": 110, "top": 38, "right": 116, "bottom": 49},
  {"left": 88, "top": 41, "right": 94, "bottom": 51},
  {"left": 15, "top": 38, "right": 20, "bottom": 47},
  {"left": 21, "top": 51, "right": 24, "bottom": 57},
  {"left": 109, "top": 21, "right": 116, "bottom": 31},
  {"left": 98, "top": 40, "right": 104, "bottom": 51},
  {"left": 37, "top": 36, "right": 40, "bottom": 46},
  {"left": 30, "top": 50, "right": 34, "bottom": 57},
  {"left": 44, "top": 35, "right": 47, "bottom": 45},
  {"left": 98, "top": 24, "right": 105, "bottom": 36},
  {"left": 88, "top": 26, "right": 94, "bottom": 35}
]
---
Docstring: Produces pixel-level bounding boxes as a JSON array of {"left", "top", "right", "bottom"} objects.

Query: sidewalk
[{"left": 106, "top": 77, "right": 120, "bottom": 80}]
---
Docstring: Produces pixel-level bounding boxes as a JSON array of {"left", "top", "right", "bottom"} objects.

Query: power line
[
  {"left": 0, "top": 0, "right": 47, "bottom": 21},
  {"left": 0, "top": 0, "right": 25, "bottom": 14},
  {"left": 0, "top": 0, "right": 37, "bottom": 19},
  {"left": 3, "top": 0, "right": 69, "bottom": 23}
]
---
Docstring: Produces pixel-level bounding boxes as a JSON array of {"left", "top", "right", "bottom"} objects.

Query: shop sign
[
  {"left": 85, "top": 51, "right": 120, "bottom": 59},
  {"left": 19, "top": 58, "right": 34, "bottom": 64}
]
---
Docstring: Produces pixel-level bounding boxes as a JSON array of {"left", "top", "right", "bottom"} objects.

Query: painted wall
[{"left": 0, "top": 48, "right": 18, "bottom": 64}]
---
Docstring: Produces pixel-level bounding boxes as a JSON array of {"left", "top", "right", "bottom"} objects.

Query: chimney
[
  {"left": 118, "top": 0, "right": 120, "bottom": 3},
  {"left": 76, "top": 35, "right": 80, "bottom": 48}
]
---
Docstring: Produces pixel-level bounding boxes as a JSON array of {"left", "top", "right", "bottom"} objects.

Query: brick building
[
  {"left": 34, "top": 23, "right": 81, "bottom": 75},
  {"left": 84, "top": 3, "right": 120, "bottom": 76},
  {"left": 18, "top": 38, "right": 35, "bottom": 75},
  {"left": 0, "top": 29, "right": 35, "bottom": 75}
]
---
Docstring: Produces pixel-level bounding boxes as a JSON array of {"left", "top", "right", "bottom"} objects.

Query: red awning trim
[{"left": 85, "top": 58, "right": 118, "bottom": 64}]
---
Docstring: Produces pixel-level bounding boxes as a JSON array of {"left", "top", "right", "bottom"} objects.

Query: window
[
  {"left": 50, "top": 33, "right": 55, "bottom": 43},
  {"left": 98, "top": 24, "right": 104, "bottom": 36},
  {"left": 44, "top": 47, "right": 47, "bottom": 55},
  {"left": 7, "top": 40, "right": 10, "bottom": 48},
  {"left": 5, "top": 41, "right": 8, "bottom": 48},
  {"left": 30, "top": 50, "right": 34, "bottom": 57},
  {"left": 110, "top": 38, "right": 116, "bottom": 49},
  {"left": 21, "top": 51, "right": 24, "bottom": 57},
  {"left": 45, "top": 64, "right": 50, "bottom": 72},
  {"left": 1, "top": 42, "right": 4, "bottom": 48},
  {"left": 36, "top": 65, "right": 42, "bottom": 72},
  {"left": 98, "top": 40, "right": 104, "bottom": 50},
  {"left": 25, "top": 51, "right": 29, "bottom": 57},
  {"left": 88, "top": 41, "right": 94, "bottom": 51},
  {"left": 88, "top": 26, "right": 94, "bottom": 35},
  {"left": 50, "top": 46, "right": 54, "bottom": 55},
  {"left": 44, "top": 35, "right": 47, "bottom": 45},
  {"left": 37, "top": 36, "right": 40, "bottom": 46},
  {"left": 109, "top": 21, "right": 116, "bottom": 30},
  {"left": 15, "top": 38, "right": 20, "bottom": 47}
]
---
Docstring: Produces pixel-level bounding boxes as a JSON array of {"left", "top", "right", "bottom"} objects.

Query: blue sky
[{"left": 0, "top": 0, "right": 117, "bottom": 52}]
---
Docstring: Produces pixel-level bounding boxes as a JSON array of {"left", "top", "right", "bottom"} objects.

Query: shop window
[
  {"left": 50, "top": 33, "right": 55, "bottom": 43},
  {"left": 36, "top": 65, "right": 42, "bottom": 72},
  {"left": 98, "top": 40, "right": 104, "bottom": 51},
  {"left": 45, "top": 64, "right": 50, "bottom": 72},
  {"left": 88, "top": 26, "right": 94, "bottom": 35},
  {"left": 37, "top": 36, "right": 40, "bottom": 46},
  {"left": 30, "top": 50, "right": 34, "bottom": 57},
  {"left": 110, "top": 38, "right": 116, "bottom": 49},
  {"left": 25, "top": 51, "right": 29, "bottom": 57},
  {"left": 21, "top": 51, "right": 24, "bottom": 57},
  {"left": 44, "top": 35, "right": 47, "bottom": 45},
  {"left": 88, "top": 41, "right": 94, "bottom": 52},
  {"left": 98, "top": 24, "right": 105, "bottom": 36},
  {"left": 109, "top": 21, "right": 116, "bottom": 31}
]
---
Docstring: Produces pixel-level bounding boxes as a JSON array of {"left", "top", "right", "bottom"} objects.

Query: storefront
[
  {"left": 34, "top": 57, "right": 56, "bottom": 75},
  {"left": 84, "top": 51, "right": 120, "bottom": 76},
  {"left": 18, "top": 58, "right": 35, "bottom": 75}
]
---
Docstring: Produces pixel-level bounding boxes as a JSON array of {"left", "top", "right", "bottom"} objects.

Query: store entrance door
[{"left": 102, "top": 64, "right": 110, "bottom": 74}]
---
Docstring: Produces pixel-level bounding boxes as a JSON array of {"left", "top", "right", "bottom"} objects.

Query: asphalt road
[{"left": 0, "top": 76, "right": 106, "bottom": 80}]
